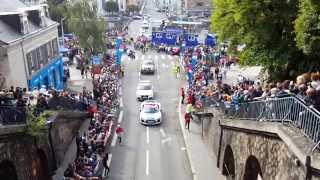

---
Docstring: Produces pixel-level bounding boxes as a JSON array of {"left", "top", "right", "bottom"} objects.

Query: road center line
[
  {"left": 120, "top": 97, "right": 123, "bottom": 107},
  {"left": 117, "top": 111, "right": 124, "bottom": 123},
  {"left": 147, "top": 126, "right": 150, "bottom": 144},
  {"left": 111, "top": 133, "right": 118, "bottom": 147},
  {"left": 160, "top": 128, "right": 166, "bottom": 138},
  {"left": 146, "top": 150, "right": 150, "bottom": 175}
]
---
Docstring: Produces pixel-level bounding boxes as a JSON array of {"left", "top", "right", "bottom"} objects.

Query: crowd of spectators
[
  {"left": 64, "top": 55, "right": 120, "bottom": 180},
  {"left": 182, "top": 47, "right": 320, "bottom": 112}
]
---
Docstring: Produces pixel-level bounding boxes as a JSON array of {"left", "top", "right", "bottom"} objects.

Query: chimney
[{"left": 19, "top": 12, "right": 29, "bottom": 35}]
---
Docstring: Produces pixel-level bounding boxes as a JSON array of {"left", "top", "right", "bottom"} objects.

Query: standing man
[
  {"left": 102, "top": 152, "right": 110, "bottom": 176},
  {"left": 184, "top": 112, "right": 193, "bottom": 130},
  {"left": 116, "top": 124, "right": 124, "bottom": 144},
  {"left": 180, "top": 87, "right": 185, "bottom": 104}
]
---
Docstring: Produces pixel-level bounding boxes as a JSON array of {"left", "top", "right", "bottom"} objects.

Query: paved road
[{"left": 108, "top": 51, "right": 192, "bottom": 180}]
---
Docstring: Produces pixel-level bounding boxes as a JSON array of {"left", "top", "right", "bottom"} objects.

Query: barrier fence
[
  {"left": 218, "top": 96, "right": 320, "bottom": 150},
  {"left": 0, "top": 106, "right": 27, "bottom": 125}
]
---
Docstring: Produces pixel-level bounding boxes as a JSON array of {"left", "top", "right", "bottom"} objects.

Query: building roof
[{"left": 0, "top": 0, "right": 27, "bottom": 14}]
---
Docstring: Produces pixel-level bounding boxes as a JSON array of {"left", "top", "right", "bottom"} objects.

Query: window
[
  {"left": 36, "top": 48, "right": 42, "bottom": 68},
  {"left": 26, "top": 53, "right": 33, "bottom": 75},
  {"left": 41, "top": 45, "right": 48, "bottom": 64},
  {"left": 188, "top": 35, "right": 195, "bottom": 41},
  {"left": 52, "top": 39, "right": 58, "bottom": 57},
  {"left": 156, "top": 33, "right": 162, "bottom": 38},
  {"left": 166, "top": 34, "right": 172, "bottom": 39},
  {"left": 47, "top": 42, "right": 52, "bottom": 58}
]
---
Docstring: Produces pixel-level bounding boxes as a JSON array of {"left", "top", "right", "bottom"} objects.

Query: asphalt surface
[{"left": 107, "top": 1, "right": 192, "bottom": 179}]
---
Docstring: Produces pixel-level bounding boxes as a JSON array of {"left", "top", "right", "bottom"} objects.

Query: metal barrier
[
  {"left": 0, "top": 106, "right": 27, "bottom": 125},
  {"left": 218, "top": 96, "right": 320, "bottom": 150}
]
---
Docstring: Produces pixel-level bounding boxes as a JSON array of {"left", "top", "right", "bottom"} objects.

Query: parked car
[{"left": 139, "top": 100, "right": 162, "bottom": 125}]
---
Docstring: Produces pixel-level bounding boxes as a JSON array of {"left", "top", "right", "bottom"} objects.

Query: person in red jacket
[{"left": 116, "top": 124, "right": 124, "bottom": 144}]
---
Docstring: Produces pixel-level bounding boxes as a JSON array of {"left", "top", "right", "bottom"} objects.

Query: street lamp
[{"left": 60, "top": 17, "right": 67, "bottom": 46}]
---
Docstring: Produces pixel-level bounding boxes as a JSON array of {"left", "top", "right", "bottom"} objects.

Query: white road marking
[
  {"left": 168, "top": 55, "right": 173, "bottom": 60},
  {"left": 159, "top": 128, "right": 166, "bottom": 138},
  {"left": 146, "top": 150, "right": 150, "bottom": 175},
  {"left": 181, "top": 147, "right": 186, "bottom": 151},
  {"left": 148, "top": 55, "right": 151, "bottom": 59},
  {"left": 107, "top": 154, "right": 113, "bottom": 166},
  {"left": 171, "top": 61, "right": 175, "bottom": 66},
  {"left": 111, "top": 133, "right": 118, "bottom": 147},
  {"left": 117, "top": 110, "right": 124, "bottom": 123},
  {"left": 157, "top": 75, "right": 160, "bottom": 80},
  {"left": 141, "top": 55, "right": 145, "bottom": 60},
  {"left": 120, "top": 97, "right": 123, "bottom": 107},
  {"left": 161, "top": 137, "right": 172, "bottom": 144},
  {"left": 138, "top": 71, "right": 141, "bottom": 80},
  {"left": 161, "top": 55, "right": 165, "bottom": 59},
  {"left": 155, "top": 55, "right": 159, "bottom": 60},
  {"left": 147, "top": 127, "right": 150, "bottom": 144}
]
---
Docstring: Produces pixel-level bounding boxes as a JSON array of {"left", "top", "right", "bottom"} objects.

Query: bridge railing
[
  {"left": 218, "top": 96, "right": 320, "bottom": 150},
  {"left": 0, "top": 106, "right": 27, "bottom": 125}
]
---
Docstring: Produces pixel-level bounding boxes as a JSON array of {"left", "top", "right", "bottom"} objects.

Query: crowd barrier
[
  {"left": 0, "top": 106, "right": 27, "bottom": 125},
  {"left": 218, "top": 96, "right": 320, "bottom": 150}
]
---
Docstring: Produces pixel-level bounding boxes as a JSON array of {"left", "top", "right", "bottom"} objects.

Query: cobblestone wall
[{"left": 203, "top": 109, "right": 319, "bottom": 180}]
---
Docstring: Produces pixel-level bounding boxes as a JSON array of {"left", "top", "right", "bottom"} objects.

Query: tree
[
  {"left": 211, "top": 0, "right": 309, "bottom": 80},
  {"left": 66, "top": 0, "right": 106, "bottom": 53},
  {"left": 104, "top": 0, "right": 119, "bottom": 14},
  {"left": 295, "top": 0, "right": 320, "bottom": 57}
]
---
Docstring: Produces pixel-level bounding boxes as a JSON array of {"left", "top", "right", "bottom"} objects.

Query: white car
[
  {"left": 136, "top": 80, "right": 154, "bottom": 101},
  {"left": 141, "top": 60, "right": 155, "bottom": 74},
  {"left": 139, "top": 100, "right": 162, "bottom": 125}
]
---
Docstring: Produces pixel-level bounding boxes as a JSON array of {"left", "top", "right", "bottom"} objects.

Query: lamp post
[{"left": 60, "top": 17, "right": 67, "bottom": 46}]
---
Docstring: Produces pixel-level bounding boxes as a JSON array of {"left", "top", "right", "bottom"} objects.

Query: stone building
[
  {"left": 0, "top": 0, "right": 64, "bottom": 90},
  {"left": 184, "top": 0, "right": 211, "bottom": 17}
]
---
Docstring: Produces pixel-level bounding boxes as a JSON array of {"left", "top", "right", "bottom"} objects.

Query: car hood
[
  {"left": 142, "top": 65, "right": 154, "bottom": 69},
  {"left": 136, "top": 89, "right": 153, "bottom": 96},
  {"left": 140, "top": 112, "right": 161, "bottom": 120}
]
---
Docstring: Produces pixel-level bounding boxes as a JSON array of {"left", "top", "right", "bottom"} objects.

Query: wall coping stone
[
  {"left": 220, "top": 119, "right": 320, "bottom": 170},
  {"left": 0, "top": 124, "right": 27, "bottom": 136}
]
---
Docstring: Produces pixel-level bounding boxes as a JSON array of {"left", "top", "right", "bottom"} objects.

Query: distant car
[
  {"left": 133, "top": 15, "right": 143, "bottom": 20},
  {"left": 139, "top": 100, "right": 162, "bottom": 125},
  {"left": 136, "top": 80, "right": 154, "bottom": 101},
  {"left": 141, "top": 60, "right": 155, "bottom": 74}
]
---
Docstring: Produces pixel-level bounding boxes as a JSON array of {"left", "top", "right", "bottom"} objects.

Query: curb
[{"left": 178, "top": 97, "right": 198, "bottom": 180}]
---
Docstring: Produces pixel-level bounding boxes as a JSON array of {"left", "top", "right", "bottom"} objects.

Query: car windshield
[
  {"left": 138, "top": 84, "right": 151, "bottom": 90},
  {"left": 143, "top": 105, "right": 159, "bottom": 113},
  {"left": 143, "top": 61, "right": 153, "bottom": 65}
]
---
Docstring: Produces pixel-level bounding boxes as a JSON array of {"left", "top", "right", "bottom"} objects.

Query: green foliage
[
  {"left": 295, "top": 0, "right": 320, "bottom": 56},
  {"left": 66, "top": 0, "right": 106, "bottom": 53},
  {"left": 104, "top": 0, "right": 119, "bottom": 13},
  {"left": 47, "top": 0, "right": 67, "bottom": 22},
  {"left": 210, "top": 0, "right": 320, "bottom": 80},
  {"left": 27, "top": 111, "right": 53, "bottom": 143}
]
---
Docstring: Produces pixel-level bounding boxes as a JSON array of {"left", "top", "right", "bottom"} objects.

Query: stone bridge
[
  {"left": 0, "top": 111, "right": 88, "bottom": 180},
  {"left": 199, "top": 109, "right": 320, "bottom": 180}
]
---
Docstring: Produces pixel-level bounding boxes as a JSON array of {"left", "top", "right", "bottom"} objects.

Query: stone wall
[
  {"left": 201, "top": 109, "right": 320, "bottom": 180},
  {"left": 49, "top": 111, "right": 88, "bottom": 166}
]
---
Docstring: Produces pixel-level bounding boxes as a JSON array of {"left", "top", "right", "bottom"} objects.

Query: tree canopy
[
  {"left": 211, "top": 0, "right": 320, "bottom": 80},
  {"left": 48, "top": 0, "right": 106, "bottom": 53},
  {"left": 104, "top": 0, "right": 119, "bottom": 13}
]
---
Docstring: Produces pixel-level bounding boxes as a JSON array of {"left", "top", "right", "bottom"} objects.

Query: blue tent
[
  {"left": 152, "top": 32, "right": 164, "bottom": 45},
  {"left": 184, "top": 34, "right": 199, "bottom": 47},
  {"left": 59, "top": 47, "right": 69, "bottom": 54},
  {"left": 205, "top": 34, "right": 216, "bottom": 47}
]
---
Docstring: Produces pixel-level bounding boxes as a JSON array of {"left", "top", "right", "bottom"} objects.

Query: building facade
[{"left": 0, "top": 0, "right": 64, "bottom": 90}]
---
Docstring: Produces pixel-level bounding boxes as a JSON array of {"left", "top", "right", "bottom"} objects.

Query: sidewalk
[
  {"left": 66, "top": 64, "right": 93, "bottom": 92},
  {"left": 178, "top": 100, "right": 225, "bottom": 180}
]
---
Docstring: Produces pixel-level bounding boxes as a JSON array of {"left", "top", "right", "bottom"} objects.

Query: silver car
[
  {"left": 136, "top": 81, "right": 154, "bottom": 101},
  {"left": 139, "top": 100, "right": 162, "bottom": 125},
  {"left": 141, "top": 60, "right": 155, "bottom": 74}
]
